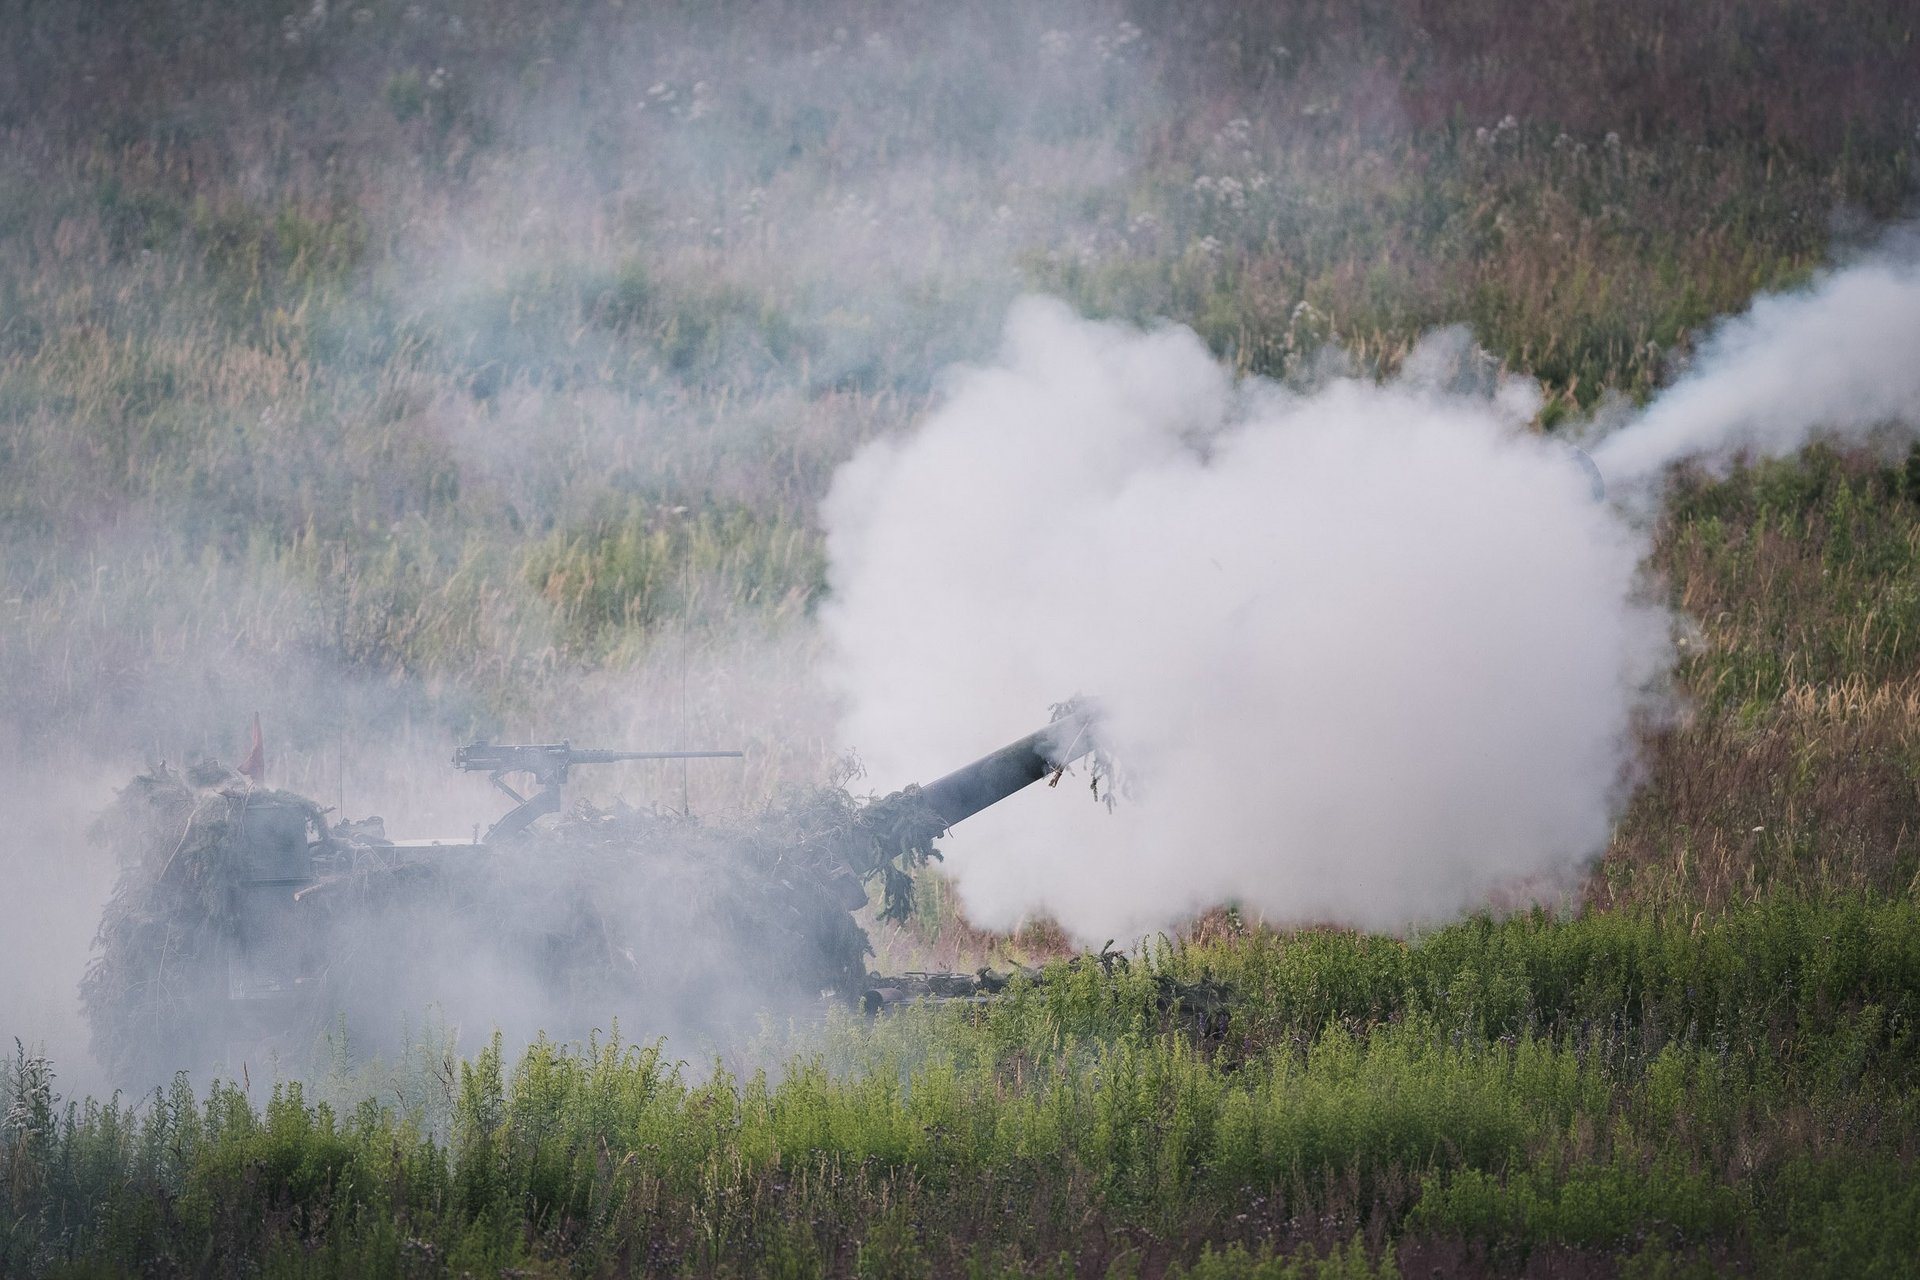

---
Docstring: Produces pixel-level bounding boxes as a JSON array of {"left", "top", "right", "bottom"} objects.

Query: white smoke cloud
[
  {"left": 0, "top": 756, "right": 123, "bottom": 1098},
  {"left": 822, "top": 298, "right": 1672, "bottom": 940},
  {"left": 1592, "top": 244, "right": 1920, "bottom": 485}
]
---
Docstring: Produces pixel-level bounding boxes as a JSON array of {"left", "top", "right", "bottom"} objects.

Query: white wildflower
[{"left": 1096, "top": 21, "right": 1142, "bottom": 62}]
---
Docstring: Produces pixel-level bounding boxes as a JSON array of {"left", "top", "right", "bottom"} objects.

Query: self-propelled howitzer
[{"left": 82, "top": 706, "right": 1106, "bottom": 1087}]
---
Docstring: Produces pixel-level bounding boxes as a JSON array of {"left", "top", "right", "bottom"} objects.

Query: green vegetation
[
  {"left": 6, "top": 900, "right": 1918, "bottom": 1275},
  {"left": 4, "top": 0, "right": 1920, "bottom": 1274}
]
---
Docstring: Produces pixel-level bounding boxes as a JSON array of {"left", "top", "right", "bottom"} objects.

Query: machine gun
[{"left": 454, "top": 741, "right": 744, "bottom": 841}]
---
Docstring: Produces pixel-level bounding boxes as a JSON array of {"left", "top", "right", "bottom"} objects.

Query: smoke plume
[
  {"left": 1592, "top": 241, "right": 1920, "bottom": 484},
  {"left": 823, "top": 299, "right": 1673, "bottom": 939},
  {"left": 826, "top": 232, "right": 1920, "bottom": 942}
]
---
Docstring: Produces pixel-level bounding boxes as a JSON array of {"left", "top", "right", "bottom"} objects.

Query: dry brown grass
[
  {"left": 1598, "top": 697, "right": 1920, "bottom": 911},
  {"left": 1593, "top": 451, "right": 1920, "bottom": 911}
]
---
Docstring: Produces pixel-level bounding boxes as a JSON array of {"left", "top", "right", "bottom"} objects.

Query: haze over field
[{"left": 2, "top": 0, "right": 1918, "bottom": 1092}]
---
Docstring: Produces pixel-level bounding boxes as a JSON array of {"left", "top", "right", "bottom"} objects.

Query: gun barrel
[
  {"left": 568, "top": 749, "right": 745, "bottom": 764},
  {"left": 916, "top": 707, "right": 1098, "bottom": 828},
  {"left": 453, "top": 744, "right": 743, "bottom": 772}
]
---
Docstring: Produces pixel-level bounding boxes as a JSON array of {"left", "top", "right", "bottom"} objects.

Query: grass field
[
  {"left": 3, "top": 0, "right": 1920, "bottom": 1274},
  {"left": 7, "top": 900, "right": 1919, "bottom": 1275}
]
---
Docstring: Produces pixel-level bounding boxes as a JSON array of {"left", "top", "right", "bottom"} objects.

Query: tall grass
[
  {"left": 1602, "top": 448, "right": 1920, "bottom": 909},
  {"left": 4, "top": 899, "right": 1915, "bottom": 1276}
]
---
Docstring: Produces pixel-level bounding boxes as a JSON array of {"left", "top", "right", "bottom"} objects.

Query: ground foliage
[{"left": 7, "top": 899, "right": 1920, "bottom": 1277}]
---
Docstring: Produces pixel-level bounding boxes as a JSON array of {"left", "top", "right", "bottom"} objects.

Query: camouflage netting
[
  {"left": 82, "top": 761, "right": 951, "bottom": 1089},
  {"left": 81, "top": 762, "right": 330, "bottom": 1088}
]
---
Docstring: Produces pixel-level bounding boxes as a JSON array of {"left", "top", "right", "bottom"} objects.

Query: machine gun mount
[{"left": 454, "top": 740, "right": 744, "bottom": 840}]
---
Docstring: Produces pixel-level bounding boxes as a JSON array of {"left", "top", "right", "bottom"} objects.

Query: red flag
[{"left": 240, "top": 713, "right": 265, "bottom": 785}]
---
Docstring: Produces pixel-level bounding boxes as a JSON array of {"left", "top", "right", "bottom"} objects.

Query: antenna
[{"left": 680, "top": 521, "right": 692, "bottom": 816}]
